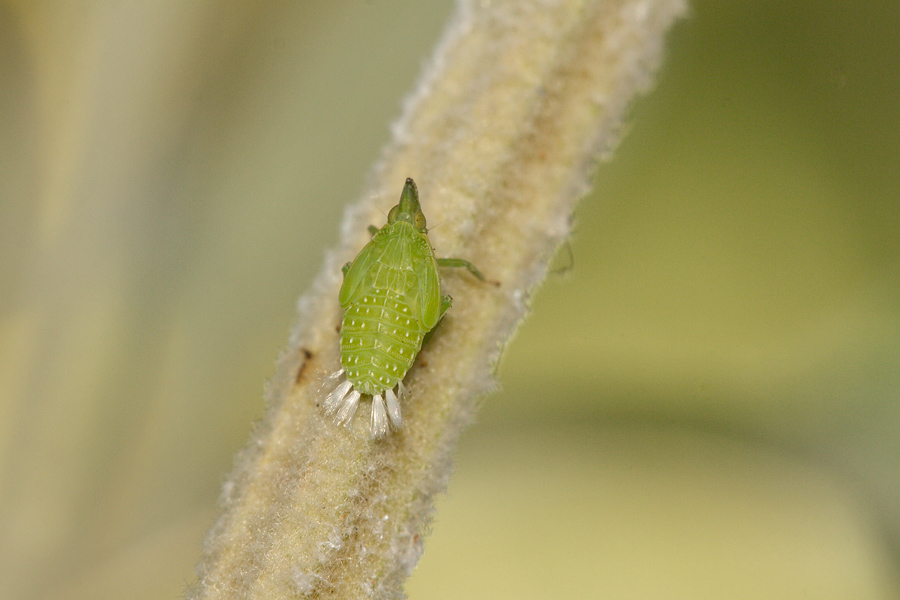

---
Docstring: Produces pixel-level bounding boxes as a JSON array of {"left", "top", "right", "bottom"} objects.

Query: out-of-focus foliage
[{"left": 412, "top": 3, "right": 900, "bottom": 598}]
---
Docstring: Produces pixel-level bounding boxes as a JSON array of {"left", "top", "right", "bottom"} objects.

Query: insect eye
[
  {"left": 415, "top": 212, "right": 427, "bottom": 230},
  {"left": 387, "top": 206, "right": 399, "bottom": 222}
]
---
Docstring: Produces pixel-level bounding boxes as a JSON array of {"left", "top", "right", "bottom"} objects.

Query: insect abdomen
[{"left": 340, "top": 287, "right": 425, "bottom": 396}]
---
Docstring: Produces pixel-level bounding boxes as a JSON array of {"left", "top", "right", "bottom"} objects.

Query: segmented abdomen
[{"left": 340, "top": 287, "right": 425, "bottom": 396}]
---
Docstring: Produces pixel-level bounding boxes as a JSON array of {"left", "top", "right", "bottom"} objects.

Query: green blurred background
[{"left": 1, "top": 1, "right": 899, "bottom": 598}]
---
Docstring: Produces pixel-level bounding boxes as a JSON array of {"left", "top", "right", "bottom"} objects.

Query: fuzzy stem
[{"left": 189, "top": 0, "right": 686, "bottom": 598}]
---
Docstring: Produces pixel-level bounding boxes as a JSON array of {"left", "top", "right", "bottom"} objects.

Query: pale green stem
[{"left": 189, "top": 0, "right": 686, "bottom": 598}]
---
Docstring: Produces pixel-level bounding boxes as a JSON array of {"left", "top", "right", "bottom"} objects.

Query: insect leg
[
  {"left": 367, "top": 225, "right": 379, "bottom": 237},
  {"left": 436, "top": 257, "right": 485, "bottom": 280},
  {"left": 438, "top": 294, "right": 452, "bottom": 318}
]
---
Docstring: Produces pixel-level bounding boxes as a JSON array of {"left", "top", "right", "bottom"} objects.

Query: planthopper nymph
[{"left": 322, "top": 178, "right": 484, "bottom": 438}]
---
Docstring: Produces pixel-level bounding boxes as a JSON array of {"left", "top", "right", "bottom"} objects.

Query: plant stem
[{"left": 189, "top": 0, "right": 686, "bottom": 597}]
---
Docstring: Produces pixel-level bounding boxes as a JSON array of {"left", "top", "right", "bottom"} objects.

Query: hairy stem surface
[{"left": 190, "top": 1, "right": 687, "bottom": 597}]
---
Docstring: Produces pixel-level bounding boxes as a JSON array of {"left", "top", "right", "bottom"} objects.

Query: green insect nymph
[{"left": 322, "top": 178, "right": 484, "bottom": 438}]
